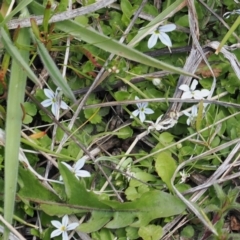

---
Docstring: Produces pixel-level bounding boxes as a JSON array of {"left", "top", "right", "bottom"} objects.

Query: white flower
[
  {"left": 130, "top": 96, "right": 154, "bottom": 122},
  {"left": 148, "top": 24, "right": 176, "bottom": 49},
  {"left": 179, "top": 170, "right": 190, "bottom": 184},
  {"left": 61, "top": 157, "right": 91, "bottom": 180},
  {"left": 179, "top": 79, "right": 210, "bottom": 99},
  {"left": 41, "top": 88, "right": 68, "bottom": 117},
  {"left": 51, "top": 215, "right": 79, "bottom": 240},
  {"left": 223, "top": 9, "right": 240, "bottom": 19},
  {"left": 183, "top": 105, "right": 198, "bottom": 125},
  {"left": 145, "top": 115, "right": 164, "bottom": 132}
]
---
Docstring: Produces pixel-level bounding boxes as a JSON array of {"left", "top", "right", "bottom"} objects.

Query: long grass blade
[{"left": 3, "top": 26, "right": 30, "bottom": 239}]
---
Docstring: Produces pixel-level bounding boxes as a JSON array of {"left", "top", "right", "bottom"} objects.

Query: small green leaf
[
  {"left": 23, "top": 102, "right": 37, "bottom": 116},
  {"left": 121, "top": 0, "right": 133, "bottom": 19},
  {"left": 23, "top": 115, "right": 33, "bottom": 124},
  {"left": 155, "top": 151, "right": 177, "bottom": 191},
  {"left": 181, "top": 225, "right": 194, "bottom": 238},
  {"left": 84, "top": 108, "right": 101, "bottom": 124},
  {"left": 117, "top": 126, "right": 133, "bottom": 139},
  {"left": 159, "top": 132, "right": 174, "bottom": 143},
  {"left": 114, "top": 91, "right": 129, "bottom": 101},
  {"left": 138, "top": 225, "right": 163, "bottom": 240}
]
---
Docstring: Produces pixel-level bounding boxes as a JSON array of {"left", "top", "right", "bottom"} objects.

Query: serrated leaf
[{"left": 155, "top": 151, "right": 177, "bottom": 191}]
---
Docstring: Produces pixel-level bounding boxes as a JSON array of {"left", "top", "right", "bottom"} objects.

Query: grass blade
[{"left": 3, "top": 26, "right": 30, "bottom": 240}]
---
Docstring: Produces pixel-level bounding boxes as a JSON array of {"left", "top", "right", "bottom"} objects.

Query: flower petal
[
  {"left": 179, "top": 84, "right": 189, "bottom": 92},
  {"left": 62, "top": 231, "right": 69, "bottom": 240},
  {"left": 182, "top": 111, "right": 191, "bottom": 117},
  {"left": 193, "top": 90, "right": 203, "bottom": 99},
  {"left": 131, "top": 109, "right": 139, "bottom": 118},
  {"left": 41, "top": 99, "right": 52, "bottom": 107},
  {"left": 60, "top": 100, "right": 68, "bottom": 110},
  {"left": 75, "top": 170, "right": 91, "bottom": 178},
  {"left": 140, "top": 102, "right": 148, "bottom": 108},
  {"left": 66, "top": 222, "right": 79, "bottom": 231},
  {"left": 144, "top": 108, "right": 154, "bottom": 114},
  {"left": 50, "top": 229, "right": 62, "bottom": 238},
  {"left": 51, "top": 220, "right": 62, "bottom": 228},
  {"left": 51, "top": 103, "right": 58, "bottom": 117},
  {"left": 190, "top": 79, "right": 198, "bottom": 91},
  {"left": 43, "top": 88, "right": 55, "bottom": 99},
  {"left": 159, "top": 24, "right": 176, "bottom": 32},
  {"left": 159, "top": 32, "right": 172, "bottom": 47},
  {"left": 186, "top": 118, "right": 191, "bottom": 125},
  {"left": 74, "top": 158, "right": 85, "bottom": 171},
  {"left": 139, "top": 111, "right": 146, "bottom": 122},
  {"left": 62, "top": 215, "right": 69, "bottom": 226},
  {"left": 223, "top": 11, "right": 231, "bottom": 18},
  {"left": 155, "top": 115, "right": 163, "bottom": 124},
  {"left": 192, "top": 105, "right": 198, "bottom": 115},
  {"left": 181, "top": 92, "right": 193, "bottom": 99},
  {"left": 148, "top": 33, "right": 158, "bottom": 49},
  {"left": 200, "top": 89, "right": 210, "bottom": 97}
]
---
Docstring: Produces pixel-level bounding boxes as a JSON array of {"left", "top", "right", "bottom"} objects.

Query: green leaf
[
  {"left": 22, "top": 115, "right": 33, "bottom": 124},
  {"left": 84, "top": 107, "right": 101, "bottom": 124},
  {"left": 155, "top": 151, "right": 177, "bottom": 191},
  {"left": 159, "top": 132, "right": 174, "bottom": 143},
  {"left": 19, "top": 164, "right": 186, "bottom": 233},
  {"left": 138, "top": 225, "right": 163, "bottom": 240},
  {"left": 114, "top": 91, "right": 130, "bottom": 101},
  {"left": 181, "top": 225, "right": 195, "bottom": 238},
  {"left": 121, "top": 0, "right": 133, "bottom": 19},
  {"left": 117, "top": 126, "right": 133, "bottom": 139},
  {"left": 18, "top": 167, "right": 60, "bottom": 202},
  {"left": 23, "top": 102, "right": 37, "bottom": 116},
  {"left": 3, "top": 26, "right": 30, "bottom": 240}
]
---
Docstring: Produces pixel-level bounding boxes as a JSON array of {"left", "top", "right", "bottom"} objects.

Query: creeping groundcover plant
[{"left": 3, "top": 1, "right": 240, "bottom": 240}]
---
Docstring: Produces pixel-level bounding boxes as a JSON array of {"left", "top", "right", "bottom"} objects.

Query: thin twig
[{"left": 6, "top": 0, "right": 117, "bottom": 29}]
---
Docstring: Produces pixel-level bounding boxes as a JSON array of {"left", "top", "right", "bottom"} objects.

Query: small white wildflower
[
  {"left": 179, "top": 79, "right": 210, "bottom": 99},
  {"left": 61, "top": 157, "right": 91, "bottom": 180},
  {"left": 41, "top": 88, "right": 68, "bottom": 117},
  {"left": 148, "top": 24, "right": 176, "bottom": 49},
  {"left": 223, "top": 9, "right": 240, "bottom": 19},
  {"left": 50, "top": 215, "right": 79, "bottom": 240},
  {"left": 179, "top": 170, "right": 190, "bottom": 184},
  {"left": 182, "top": 105, "right": 198, "bottom": 125},
  {"left": 130, "top": 96, "right": 154, "bottom": 123}
]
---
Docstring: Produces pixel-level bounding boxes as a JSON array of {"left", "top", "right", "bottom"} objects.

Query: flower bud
[{"left": 152, "top": 78, "right": 161, "bottom": 86}]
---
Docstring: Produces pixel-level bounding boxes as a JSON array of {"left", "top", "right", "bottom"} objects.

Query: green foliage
[
  {"left": 18, "top": 165, "right": 186, "bottom": 234},
  {"left": 155, "top": 151, "right": 177, "bottom": 191},
  {"left": 2, "top": 0, "right": 240, "bottom": 239}
]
